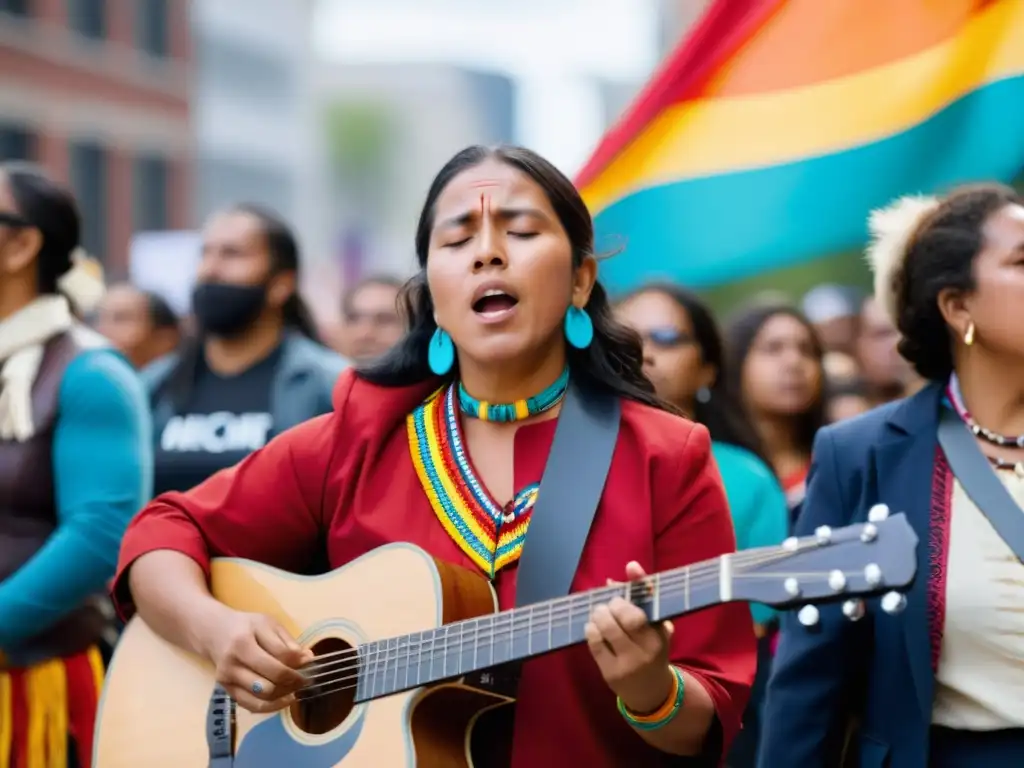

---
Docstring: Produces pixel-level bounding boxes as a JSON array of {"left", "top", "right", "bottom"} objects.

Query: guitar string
[
  {"left": 297, "top": 536, "right": 842, "bottom": 682},
  {"left": 294, "top": 562, "right": 876, "bottom": 704},
  {"left": 289, "top": 536, "right": 866, "bottom": 699},
  {"left": 296, "top": 540, "right": 809, "bottom": 680}
]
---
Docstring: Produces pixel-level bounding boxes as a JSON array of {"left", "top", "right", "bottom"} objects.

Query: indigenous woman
[
  {"left": 113, "top": 145, "right": 755, "bottom": 766},
  {"left": 727, "top": 305, "right": 826, "bottom": 520},
  {"left": 618, "top": 285, "right": 788, "bottom": 768},
  {"left": 0, "top": 162, "right": 151, "bottom": 767},
  {"left": 760, "top": 184, "right": 1024, "bottom": 767}
]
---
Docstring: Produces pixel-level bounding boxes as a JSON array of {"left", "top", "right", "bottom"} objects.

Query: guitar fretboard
[{"left": 351, "top": 559, "right": 723, "bottom": 702}]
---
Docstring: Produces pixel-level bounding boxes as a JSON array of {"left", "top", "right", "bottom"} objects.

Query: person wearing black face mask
[{"left": 141, "top": 203, "right": 348, "bottom": 497}]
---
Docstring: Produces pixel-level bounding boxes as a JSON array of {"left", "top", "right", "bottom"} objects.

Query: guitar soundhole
[{"left": 290, "top": 636, "right": 356, "bottom": 735}]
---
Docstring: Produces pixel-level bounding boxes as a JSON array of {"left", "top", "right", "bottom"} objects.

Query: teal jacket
[
  {"left": 0, "top": 348, "right": 152, "bottom": 654},
  {"left": 711, "top": 441, "right": 789, "bottom": 626}
]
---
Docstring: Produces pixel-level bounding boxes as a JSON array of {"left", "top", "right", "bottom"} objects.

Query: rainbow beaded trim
[
  {"left": 458, "top": 368, "right": 569, "bottom": 423},
  {"left": 408, "top": 384, "right": 540, "bottom": 578}
]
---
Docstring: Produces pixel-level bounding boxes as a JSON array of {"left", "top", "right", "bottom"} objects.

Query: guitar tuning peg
[
  {"left": 881, "top": 591, "right": 907, "bottom": 615},
  {"left": 797, "top": 605, "right": 820, "bottom": 627},
  {"left": 842, "top": 599, "right": 866, "bottom": 622},
  {"left": 868, "top": 503, "right": 890, "bottom": 523}
]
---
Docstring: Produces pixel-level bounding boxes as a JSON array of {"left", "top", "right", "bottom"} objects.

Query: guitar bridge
[{"left": 206, "top": 684, "right": 235, "bottom": 767}]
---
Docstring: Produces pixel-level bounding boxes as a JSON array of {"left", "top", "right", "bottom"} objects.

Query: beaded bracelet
[{"left": 616, "top": 665, "right": 686, "bottom": 731}]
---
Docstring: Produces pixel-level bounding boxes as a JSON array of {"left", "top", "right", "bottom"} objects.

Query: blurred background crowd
[{"left": 2, "top": 0, "right": 1023, "bottom": 766}]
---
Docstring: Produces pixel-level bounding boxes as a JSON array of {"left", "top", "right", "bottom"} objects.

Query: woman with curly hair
[{"left": 759, "top": 183, "right": 1024, "bottom": 767}]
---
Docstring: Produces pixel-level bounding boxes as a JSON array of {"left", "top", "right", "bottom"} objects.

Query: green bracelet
[{"left": 616, "top": 665, "right": 686, "bottom": 731}]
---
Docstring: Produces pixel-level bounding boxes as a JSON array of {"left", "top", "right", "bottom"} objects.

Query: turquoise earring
[
  {"left": 428, "top": 327, "right": 455, "bottom": 375},
  {"left": 564, "top": 305, "right": 594, "bottom": 349}
]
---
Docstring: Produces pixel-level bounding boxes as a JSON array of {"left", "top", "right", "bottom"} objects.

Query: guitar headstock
[{"left": 729, "top": 505, "right": 918, "bottom": 621}]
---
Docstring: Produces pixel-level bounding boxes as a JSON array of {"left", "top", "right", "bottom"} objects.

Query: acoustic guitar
[{"left": 94, "top": 507, "right": 917, "bottom": 767}]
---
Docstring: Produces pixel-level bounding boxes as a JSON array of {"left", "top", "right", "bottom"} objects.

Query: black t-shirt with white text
[{"left": 153, "top": 346, "right": 282, "bottom": 496}]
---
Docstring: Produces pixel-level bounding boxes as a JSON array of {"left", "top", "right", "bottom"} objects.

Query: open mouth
[{"left": 472, "top": 289, "right": 519, "bottom": 316}]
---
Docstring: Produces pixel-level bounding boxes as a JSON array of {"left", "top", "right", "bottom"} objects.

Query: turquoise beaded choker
[{"left": 457, "top": 368, "right": 570, "bottom": 423}]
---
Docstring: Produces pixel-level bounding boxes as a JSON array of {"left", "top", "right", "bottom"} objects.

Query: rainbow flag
[{"left": 577, "top": 0, "right": 1024, "bottom": 292}]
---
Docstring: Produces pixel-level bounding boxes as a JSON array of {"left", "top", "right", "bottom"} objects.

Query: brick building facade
[{"left": 0, "top": 0, "right": 192, "bottom": 278}]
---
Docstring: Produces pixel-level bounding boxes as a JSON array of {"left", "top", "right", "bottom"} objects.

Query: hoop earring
[
  {"left": 564, "top": 305, "right": 594, "bottom": 350},
  {"left": 964, "top": 321, "right": 975, "bottom": 347},
  {"left": 428, "top": 327, "right": 455, "bottom": 375}
]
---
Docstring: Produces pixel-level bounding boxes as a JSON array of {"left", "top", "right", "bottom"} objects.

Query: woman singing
[
  {"left": 112, "top": 145, "right": 755, "bottom": 766},
  {"left": 0, "top": 162, "right": 151, "bottom": 767},
  {"left": 759, "top": 183, "right": 1024, "bottom": 767}
]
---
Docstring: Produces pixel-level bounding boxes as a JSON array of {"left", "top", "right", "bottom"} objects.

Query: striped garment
[{"left": 0, "top": 647, "right": 103, "bottom": 768}]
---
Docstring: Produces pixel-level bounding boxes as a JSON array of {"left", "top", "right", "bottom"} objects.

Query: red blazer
[{"left": 113, "top": 369, "right": 755, "bottom": 767}]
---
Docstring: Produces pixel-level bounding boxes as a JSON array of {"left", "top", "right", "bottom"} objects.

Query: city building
[
  {"left": 0, "top": 0, "right": 192, "bottom": 277},
  {"left": 190, "top": 0, "right": 320, "bottom": 257}
]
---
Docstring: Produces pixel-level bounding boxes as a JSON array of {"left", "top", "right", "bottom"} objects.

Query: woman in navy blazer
[{"left": 758, "top": 183, "right": 1024, "bottom": 768}]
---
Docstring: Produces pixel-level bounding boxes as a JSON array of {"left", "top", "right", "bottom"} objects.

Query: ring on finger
[{"left": 251, "top": 680, "right": 266, "bottom": 696}]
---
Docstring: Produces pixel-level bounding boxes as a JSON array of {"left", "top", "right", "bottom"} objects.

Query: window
[
  {"left": 0, "top": 124, "right": 35, "bottom": 161},
  {"left": 0, "top": 0, "right": 30, "bottom": 16},
  {"left": 134, "top": 154, "right": 169, "bottom": 232},
  {"left": 69, "top": 140, "right": 108, "bottom": 260},
  {"left": 136, "top": 0, "right": 168, "bottom": 58},
  {"left": 67, "top": 0, "right": 106, "bottom": 40}
]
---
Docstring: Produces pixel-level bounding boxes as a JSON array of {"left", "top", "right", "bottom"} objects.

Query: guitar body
[{"left": 94, "top": 544, "right": 513, "bottom": 768}]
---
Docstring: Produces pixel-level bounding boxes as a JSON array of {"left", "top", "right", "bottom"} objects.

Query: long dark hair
[
  {"left": 726, "top": 304, "right": 826, "bottom": 457},
  {"left": 1, "top": 161, "right": 80, "bottom": 295},
  {"left": 622, "top": 284, "right": 771, "bottom": 467},
  {"left": 358, "top": 145, "right": 669, "bottom": 412},
  {"left": 160, "top": 203, "right": 319, "bottom": 410},
  {"left": 230, "top": 202, "right": 319, "bottom": 341}
]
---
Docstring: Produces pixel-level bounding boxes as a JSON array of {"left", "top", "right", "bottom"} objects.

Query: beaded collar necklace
[{"left": 408, "top": 383, "right": 541, "bottom": 578}]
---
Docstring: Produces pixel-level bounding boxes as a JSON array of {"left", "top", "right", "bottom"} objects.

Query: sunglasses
[
  {"left": 640, "top": 327, "right": 694, "bottom": 348},
  {"left": 0, "top": 212, "right": 29, "bottom": 228}
]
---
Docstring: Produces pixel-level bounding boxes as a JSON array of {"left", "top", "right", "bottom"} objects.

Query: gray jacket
[{"left": 141, "top": 332, "right": 349, "bottom": 439}]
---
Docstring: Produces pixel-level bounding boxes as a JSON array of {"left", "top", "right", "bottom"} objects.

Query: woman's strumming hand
[
  {"left": 202, "top": 609, "right": 314, "bottom": 713},
  {"left": 584, "top": 560, "right": 676, "bottom": 715}
]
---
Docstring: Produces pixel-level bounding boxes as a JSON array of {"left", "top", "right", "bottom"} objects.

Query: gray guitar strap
[
  {"left": 938, "top": 406, "right": 1024, "bottom": 562},
  {"left": 514, "top": 379, "right": 621, "bottom": 607}
]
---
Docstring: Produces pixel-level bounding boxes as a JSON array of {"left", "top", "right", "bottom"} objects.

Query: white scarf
[{"left": 0, "top": 295, "right": 73, "bottom": 442}]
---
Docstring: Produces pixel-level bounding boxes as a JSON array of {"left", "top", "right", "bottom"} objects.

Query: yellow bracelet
[{"left": 617, "top": 666, "right": 686, "bottom": 731}]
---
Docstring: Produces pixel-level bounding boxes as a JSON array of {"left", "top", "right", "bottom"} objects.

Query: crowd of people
[{"left": 0, "top": 147, "right": 1021, "bottom": 767}]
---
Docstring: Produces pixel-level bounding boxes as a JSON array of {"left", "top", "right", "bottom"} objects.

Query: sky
[{"left": 313, "top": 0, "right": 664, "bottom": 175}]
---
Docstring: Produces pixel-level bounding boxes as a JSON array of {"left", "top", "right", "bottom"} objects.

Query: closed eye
[
  {"left": 444, "top": 237, "right": 471, "bottom": 248},
  {"left": 509, "top": 231, "right": 538, "bottom": 239}
]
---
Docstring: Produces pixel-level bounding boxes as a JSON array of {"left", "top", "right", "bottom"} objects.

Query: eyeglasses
[
  {"left": 0, "top": 212, "right": 29, "bottom": 228},
  {"left": 640, "top": 327, "right": 695, "bottom": 349}
]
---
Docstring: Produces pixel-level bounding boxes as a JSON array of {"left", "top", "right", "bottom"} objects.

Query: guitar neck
[{"left": 351, "top": 554, "right": 729, "bottom": 702}]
